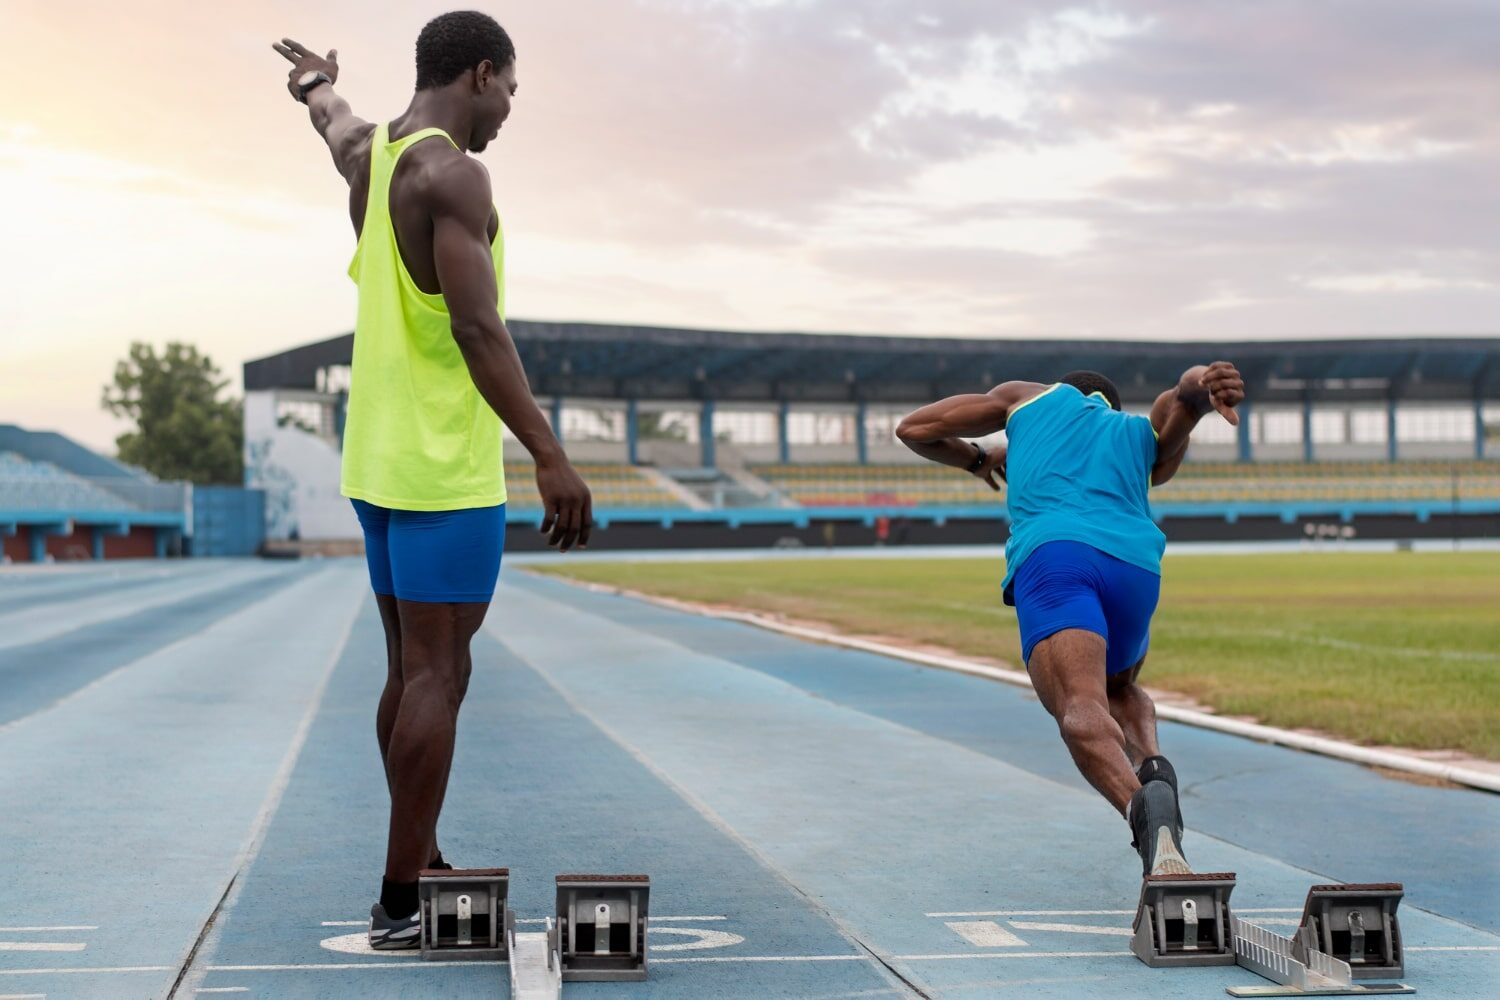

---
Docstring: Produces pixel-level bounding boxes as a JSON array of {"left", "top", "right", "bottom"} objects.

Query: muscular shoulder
[
  {"left": 414, "top": 147, "right": 492, "bottom": 227},
  {"left": 989, "top": 381, "right": 1050, "bottom": 420},
  {"left": 334, "top": 121, "right": 378, "bottom": 182}
]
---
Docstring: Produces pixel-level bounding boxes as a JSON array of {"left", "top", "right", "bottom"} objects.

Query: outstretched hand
[
  {"left": 272, "top": 37, "right": 339, "bottom": 101},
  {"left": 1199, "top": 361, "right": 1245, "bottom": 426}
]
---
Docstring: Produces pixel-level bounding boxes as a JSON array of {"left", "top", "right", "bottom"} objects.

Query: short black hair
[
  {"left": 415, "top": 11, "right": 515, "bottom": 90},
  {"left": 1060, "top": 370, "right": 1122, "bottom": 410}
]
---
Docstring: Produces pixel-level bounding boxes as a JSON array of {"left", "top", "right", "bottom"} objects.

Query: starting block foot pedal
[
  {"left": 1132, "top": 871, "right": 1238, "bottom": 967},
  {"left": 1228, "top": 914, "right": 1414, "bottom": 997},
  {"left": 555, "top": 874, "right": 650, "bottom": 981},
  {"left": 1294, "top": 883, "right": 1405, "bottom": 981},
  {"left": 418, "top": 867, "right": 509, "bottom": 960}
]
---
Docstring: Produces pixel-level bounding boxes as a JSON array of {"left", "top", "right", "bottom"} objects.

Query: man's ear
[{"left": 474, "top": 59, "right": 494, "bottom": 91}]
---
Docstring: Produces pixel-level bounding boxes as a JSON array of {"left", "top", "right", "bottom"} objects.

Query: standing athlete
[
  {"left": 896, "top": 363, "right": 1245, "bottom": 877},
  {"left": 274, "top": 12, "right": 592, "bottom": 948}
]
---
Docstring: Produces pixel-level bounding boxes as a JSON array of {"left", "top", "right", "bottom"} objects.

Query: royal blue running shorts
[
  {"left": 1012, "top": 539, "right": 1160, "bottom": 675},
  {"left": 352, "top": 499, "right": 505, "bottom": 604}
]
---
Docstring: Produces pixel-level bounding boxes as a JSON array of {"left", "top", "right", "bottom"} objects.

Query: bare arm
[
  {"left": 272, "top": 38, "right": 373, "bottom": 184},
  {"left": 1149, "top": 362, "right": 1245, "bottom": 486},
  {"left": 430, "top": 156, "right": 593, "bottom": 551},
  {"left": 895, "top": 381, "right": 1044, "bottom": 489}
]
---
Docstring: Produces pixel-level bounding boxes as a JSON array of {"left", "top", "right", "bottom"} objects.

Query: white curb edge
[{"left": 544, "top": 575, "right": 1500, "bottom": 795}]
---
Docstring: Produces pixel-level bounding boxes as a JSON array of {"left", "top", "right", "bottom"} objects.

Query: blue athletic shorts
[
  {"left": 351, "top": 500, "right": 506, "bottom": 604},
  {"left": 1012, "top": 540, "right": 1160, "bottom": 675}
]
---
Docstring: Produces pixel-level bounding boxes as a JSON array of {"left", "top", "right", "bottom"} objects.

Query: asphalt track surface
[{"left": 0, "top": 558, "right": 1495, "bottom": 999}]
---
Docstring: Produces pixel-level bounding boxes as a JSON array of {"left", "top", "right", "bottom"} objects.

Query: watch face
[{"left": 299, "top": 70, "right": 322, "bottom": 87}]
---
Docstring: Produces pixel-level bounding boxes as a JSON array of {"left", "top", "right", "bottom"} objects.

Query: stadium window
[
  {"left": 560, "top": 406, "right": 625, "bottom": 443},
  {"left": 275, "top": 398, "right": 330, "bottom": 437},
  {"left": 316, "top": 365, "right": 352, "bottom": 394},
  {"left": 1189, "top": 417, "right": 1236, "bottom": 445},
  {"left": 787, "top": 411, "right": 855, "bottom": 445},
  {"left": 1349, "top": 408, "right": 1388, "bottom": 444},
  {"left": 1396, "top": 407, "right": 1474, "bottom": 442},
  {"left": 863, "top": 407, "right": 908, "bottom": 446},
  {"left": 712, "top": 409, "right": 777, "bottom": 444},
  {"left": 1310, "top": 410, "right": 1346, "bottom": 444},
  {"left": 1259, "top": 409, "right": 1302, "bottom": 445},
  {"left": 639, "top": 408, "right": 699, "bottom": 443}
]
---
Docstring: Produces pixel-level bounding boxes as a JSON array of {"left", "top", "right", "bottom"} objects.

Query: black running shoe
[
  {"left": 1136, "top": 755, "right": 1184, "bottom": 843},
  {"left": 368, "top": 902, "right": 421, "bottom": 951},
  {"left": 1129, "top": 780, "right": 1192, "bottom": 877}
]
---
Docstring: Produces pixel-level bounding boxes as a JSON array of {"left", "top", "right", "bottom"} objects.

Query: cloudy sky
[{"left": 3, "top": 0, "right": 1496, "bottom": 449}]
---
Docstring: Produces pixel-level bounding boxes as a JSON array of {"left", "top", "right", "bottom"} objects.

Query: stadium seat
[
  {"left": 0, "top": 451, "right": 139, "bottom": 513},
  {"left": 501, "top": 462, "right": 689, "bottom": 510},
  {"left": 747, "top": 460, "right": 1500, "bottom": 508}
]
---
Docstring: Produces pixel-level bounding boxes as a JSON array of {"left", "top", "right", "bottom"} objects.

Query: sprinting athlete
[
  {"left": 274, "top": 13, "right": 592, "bottom": 948},
  {"left": 896, "top": 363, "right": 1245, "bottom": 877}
]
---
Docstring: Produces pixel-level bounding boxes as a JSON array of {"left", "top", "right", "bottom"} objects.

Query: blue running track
[{"left": 0, "top": 559, "right": 1495, "bottom": 999}]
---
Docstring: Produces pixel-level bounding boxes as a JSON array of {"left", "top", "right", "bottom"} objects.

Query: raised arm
[
  {"left": 272, "top": 38, "right": 374, "bottom": 184},
  {"left": 895, "top": 381, "right": 1044, "bottom": 490},
  {"left": 1149, "top": 362, "right": 1245, "bottom": 486},
  {"left": 429, "top": 156, "right": 593, "bottom": 551}
]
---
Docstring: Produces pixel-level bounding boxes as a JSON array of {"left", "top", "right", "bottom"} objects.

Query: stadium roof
[{"left": 244, "top": 322, "right": 1500, "bottom": 406}]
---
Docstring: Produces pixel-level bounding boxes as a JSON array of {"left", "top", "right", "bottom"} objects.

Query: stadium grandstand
[
  {"left": 0, "top": 424, "right": 264, "bottom": 563},
  {"left": 243, "top": 324, "right": 1500, "bottom": 551}
]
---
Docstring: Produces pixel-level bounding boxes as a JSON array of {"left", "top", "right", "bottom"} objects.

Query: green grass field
[{"left": 534, "top": 551, "right": 1500, "bottom": 759}]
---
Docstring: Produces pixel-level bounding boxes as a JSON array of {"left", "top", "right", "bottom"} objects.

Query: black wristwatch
[
  {"left": 296, "top": 70, "right": 333, "bottom": 103},
  {"left": 965, "top": 442, "right": 987, "bottom": 473}
]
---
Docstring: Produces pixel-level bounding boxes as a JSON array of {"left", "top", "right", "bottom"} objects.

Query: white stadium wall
[{"left": 243, "top": 391, "right": 359, "bottom": 541}]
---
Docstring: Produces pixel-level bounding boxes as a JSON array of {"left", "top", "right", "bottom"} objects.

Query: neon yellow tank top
[{"left": 340, "top": 123, "right": 506, "bottom": 511}]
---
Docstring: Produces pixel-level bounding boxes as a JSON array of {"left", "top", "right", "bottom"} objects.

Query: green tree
[{"left": 101, "top": 341, "right": 243, "bottom": 484}]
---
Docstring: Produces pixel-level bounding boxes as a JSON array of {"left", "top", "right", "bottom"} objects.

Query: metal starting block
[
  {"left": 554, "top": 874, "right": 651, "bottom": 981},
  {"left": 1227, "top": 914, "right": 1414, "bottom": 997},
  {"left": 417, "top": 867, "right": 510, "bottom": 960},
  {"left": 1294, "top": 883, "right": 1405, "bottom": 981},
  {"left": 1131, "top": 871, "right": 1238, "bottom": 967}
]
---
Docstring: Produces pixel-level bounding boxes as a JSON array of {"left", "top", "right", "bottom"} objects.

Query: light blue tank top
[{"left": 1001, "top": 383, "right": 1165, "bottom": 603}]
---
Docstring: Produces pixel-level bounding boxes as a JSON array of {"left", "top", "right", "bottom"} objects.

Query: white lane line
[
  {"left": 945, "top": 921, "right": 1027, "bottom": 947},
  {"left": 925, "top": 908, "right": 1300, "bottom": 917},
  {"left": 607, "top": 587, "right": 1500, "bottom": 793},
  {"left": 0, "top": 966, "right": 172, "bottom": 976},
  {"left": 0, "top": 993, "right": 47, "bottom": 999},
  {"left": 494, "top": 632, "right": 917, "bottom": 996},
  {"left": 652, "top": 955, "right": 867, "bottom": 964},
  {"left": 898, "top": 950, "right": 1130, "bottom": 960},
  {"left": 194, "top": 990, "right": 249, "bottom": 995},
  {"left": 1407, "top": 945, "right": 1500, "bottom": 952},
  {"left": 1008, "top": 921, "right": 1131, "bottom": 937},
  {"left": 0, "top": 927, "right": 96, "bottom": 932},
  {"left": 0, "top": 944, "right": 85, "bottom": 953},
  {"left": 321, "top": 914, "right": 728, "bottom": 927},
  {"left": 650, "top": 928, "right": 746, "bottom": 952},
  {"left": 169, "top": 571, "right": 363, "bottom": 997}
]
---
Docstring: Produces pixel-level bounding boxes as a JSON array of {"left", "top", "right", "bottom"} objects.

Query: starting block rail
[{"left": 1227, "top": 915, "right": 1414, "bottom": 997}]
